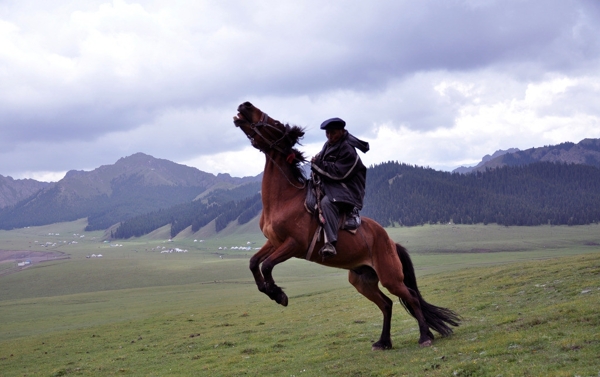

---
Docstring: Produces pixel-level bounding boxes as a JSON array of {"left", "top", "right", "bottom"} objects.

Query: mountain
[
  {"left": 0, "top": 175, "right": 50, "bottom": 209},
  {"left": 453, "top": 148, "right": 520, "bottom": 174},
  {"left": 453, "top": 138, "right": 600, "bottom": 174},
  {"left": 0, "top": 153, "right": 261, "bottom": 230},
  {"left": 113, "top": 159, "right": 600, "bottom": 240},
  {"left": 4, "top": 141, "right": 600, "bottom": 236}
]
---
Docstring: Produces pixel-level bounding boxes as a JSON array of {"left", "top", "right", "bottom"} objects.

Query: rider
[{"left": 311, "top": 117, "right": 369, "bottom": 258}]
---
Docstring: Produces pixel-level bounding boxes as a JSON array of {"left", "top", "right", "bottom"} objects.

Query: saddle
[{"left": 304, "top": 178, "right": 361, "bottom": 234}]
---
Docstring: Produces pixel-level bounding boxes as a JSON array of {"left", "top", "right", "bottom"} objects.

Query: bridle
[
  {"left": 243, "top": 112, "right": 307, "bottom": 189},
  {"left": 245, "top": 112, "right": 296, "bottom": 157}
]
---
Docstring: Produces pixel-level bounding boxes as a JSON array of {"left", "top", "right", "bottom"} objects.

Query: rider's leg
[{"left": 319, "top": 195, "right": 340, "bottom": 256}]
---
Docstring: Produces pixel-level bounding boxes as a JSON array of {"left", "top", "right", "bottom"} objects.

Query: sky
[{"left": 1, "top": 0, "right": 600, "bottom": 182}]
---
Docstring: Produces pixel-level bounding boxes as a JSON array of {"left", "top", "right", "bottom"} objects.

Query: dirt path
[{"left": 0, "top": 250, "right": 70, "bottom": 276}]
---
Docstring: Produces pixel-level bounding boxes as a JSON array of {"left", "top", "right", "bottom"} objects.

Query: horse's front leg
[
  {"left": 261, "top": 237, "right": 299, "bottom": 307},
  {"left": 249, "top": 241, "right": 275, "bottom": 295}
]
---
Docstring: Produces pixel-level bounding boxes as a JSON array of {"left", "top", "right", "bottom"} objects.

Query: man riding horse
[
  {"left": 234, "top": 102, "right": 459, "bottom": 349},
  {"left": 311, "top": 117, "right": 370, "bottom": 258}
]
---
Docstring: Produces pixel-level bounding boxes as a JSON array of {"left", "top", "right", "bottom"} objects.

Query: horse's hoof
[
  {"left": 277, "top": 293, "right": 288, "bottom": 307},
  {"left": 371, "top": 341, "right": 392, "bottom": 351},
  {"left": 419, "top": 340, "right": 432, "bottom": 347}
]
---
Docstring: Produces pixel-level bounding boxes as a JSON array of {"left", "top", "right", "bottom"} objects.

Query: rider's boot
[
  {"left": 344, "top": 207, "right": 361, "bottom": 230},
  {"left": 319, "top": 241, "right": 337, "bottom": 258}
]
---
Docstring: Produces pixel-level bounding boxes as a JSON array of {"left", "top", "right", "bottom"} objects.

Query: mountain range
[
  {"left": 1, "top": 138, "right": 600, "bottom": 235},
  {"left": 0, "top": 176, "right": 50, "bottom": 209},
  {"left": 453, "top": 138, "right": 600, "bottom": 174},
  {"left": 0, "top": 153, "right": 261, "bottom": 231}
]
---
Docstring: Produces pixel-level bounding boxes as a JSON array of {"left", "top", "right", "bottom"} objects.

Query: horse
[{"left": 233, "top": 101, "right": 460, "bottom": 349}]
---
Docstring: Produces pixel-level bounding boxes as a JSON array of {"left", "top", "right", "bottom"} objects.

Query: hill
[
  {"left": 0, "top": 175, "right": 50, "bottom": 209},
  {"left": 4, "top": 138, "right": 600, "bottom": 237},
  {"left": 0, "top": 153, "right": 261, "bottom": 231},
  {"left": 112, "top": 160, "right": 600, "bottom": 240},
  {"left": 1, "top": 223, "right": 599, "bottom": 376},
  {"left": 454, "top": 138, "right": 600, "bottom": 173},
  {"left": 111, "top": 191, "right": 262, "bottom": 239},
  {"left": 453, "top": 148, "right": 519, "bottom": 174},
  {"left": 363, "top": 161, "right": 600, "bottom": 227}
]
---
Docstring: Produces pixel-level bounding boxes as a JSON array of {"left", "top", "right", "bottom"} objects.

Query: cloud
[{"left": 1, "top": 0, "right": 600, "bottom": 180}]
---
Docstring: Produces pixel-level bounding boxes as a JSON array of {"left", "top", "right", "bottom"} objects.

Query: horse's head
[{"left": 234, "top": 102, "right": 306, "bottom": 163}]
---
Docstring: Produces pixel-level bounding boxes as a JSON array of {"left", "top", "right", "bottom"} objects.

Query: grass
[{"left": 1, "top": 221, "right": 600, "bottom": 376}]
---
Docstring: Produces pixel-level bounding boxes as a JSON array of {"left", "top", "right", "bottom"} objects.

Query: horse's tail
[{"left": 396, "top": 243, "right": 461, "bottom": 337}]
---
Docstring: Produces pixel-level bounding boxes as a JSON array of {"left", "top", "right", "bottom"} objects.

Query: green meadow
[{"left": 1, "top": 220, "right": 599, "bottom": 376}]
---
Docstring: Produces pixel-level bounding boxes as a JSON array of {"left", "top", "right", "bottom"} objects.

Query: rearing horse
[{"left": 234, "top": 102, "right": 459, "bottom": 349}]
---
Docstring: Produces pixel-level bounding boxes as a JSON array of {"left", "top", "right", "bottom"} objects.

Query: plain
[{"left": 1, "top": 220, "right": 599, "bottom": 376}]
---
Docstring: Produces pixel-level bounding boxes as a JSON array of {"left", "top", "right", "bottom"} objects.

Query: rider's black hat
[{"left": 320, "top": 118, "right": 346, "bottom": 130}]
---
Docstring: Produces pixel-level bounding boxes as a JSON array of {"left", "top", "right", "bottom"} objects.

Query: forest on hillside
[
  {"left": 111, "top": 161, "right": 600, "bottom": 239},
  {"left": 112, "top": 193, "right": 262, "bottom": 239},
  {"left": 0, "top": 173, "right": 210, "bottom": 231},
  {"left": 362, "top": 161, "right": 600, "bottom": 227}
]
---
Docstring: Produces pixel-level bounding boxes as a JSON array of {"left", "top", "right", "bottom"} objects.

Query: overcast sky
[{"left": 2, "top": 0, "right": 600, "bottom": 182}]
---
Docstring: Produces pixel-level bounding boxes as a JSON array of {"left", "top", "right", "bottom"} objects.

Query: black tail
[{"left": 396, "top": 243, "right": 461, "bottom": 337}]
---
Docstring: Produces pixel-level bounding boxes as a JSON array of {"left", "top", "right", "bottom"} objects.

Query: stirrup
[
  {"left": 319, "top": 242, "right": 337, "bottom": 258},
  {"left": 344, "top": 208, "right": 361, "bottom": 230}
]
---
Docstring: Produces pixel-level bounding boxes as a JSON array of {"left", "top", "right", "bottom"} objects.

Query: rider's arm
[{"left": 311, "top": 144, "right": 360, "bottom": 181}]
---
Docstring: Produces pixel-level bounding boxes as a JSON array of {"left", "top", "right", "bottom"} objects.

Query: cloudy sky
[{"left": 2, "top": 0, "right": 600, "bottom": 182}]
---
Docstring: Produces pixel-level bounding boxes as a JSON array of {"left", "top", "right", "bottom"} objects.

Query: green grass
[{"left": 1, "top": 221, "right": 600, "bottom": 376}]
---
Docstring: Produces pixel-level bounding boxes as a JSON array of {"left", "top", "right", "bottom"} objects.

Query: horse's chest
[
  {"left": 260, "top": 215, "right": 290, "bottom": 246},
  {"left": 261, "top": 224, "right": 277, "bottom": 242},
  {"left": 260, "top": 204, "right": 308, "bottom": 247}
]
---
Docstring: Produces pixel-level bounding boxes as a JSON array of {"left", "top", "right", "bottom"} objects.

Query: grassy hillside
[{"left": 1, "top": 221, "right": 599, "bottom": 376}]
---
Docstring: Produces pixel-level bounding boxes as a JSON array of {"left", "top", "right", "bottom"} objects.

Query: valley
[{"left": 1, "top": 219, "right": 599, "bottom": 375}]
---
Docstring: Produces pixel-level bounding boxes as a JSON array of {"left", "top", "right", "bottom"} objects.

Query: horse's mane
[{"left": 281, "top": 123, "right": 308, "bottom": 184}]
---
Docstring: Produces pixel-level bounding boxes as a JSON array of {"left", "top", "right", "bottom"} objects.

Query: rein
[
  {"left": 265, "top": 152, "right": 307, "bottom": 190},
  {"left": 247, "top": 113, "right": 295, "bottom": 157},
  {"left": 248, "top": 112, "right": 306, "bottom": 190}
]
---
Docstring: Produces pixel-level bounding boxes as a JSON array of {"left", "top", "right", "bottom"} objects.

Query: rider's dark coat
[{"left": 311, "top": 131, "right": 369, "bottom": 210}]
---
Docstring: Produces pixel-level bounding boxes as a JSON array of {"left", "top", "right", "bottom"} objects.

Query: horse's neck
[{"left": 261, "top": 154, "right": 304, "bottom": 213}]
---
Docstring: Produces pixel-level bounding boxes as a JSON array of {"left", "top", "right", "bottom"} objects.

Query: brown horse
[{"left": 233, "top": 101, "right": 459, "bottom": 349}]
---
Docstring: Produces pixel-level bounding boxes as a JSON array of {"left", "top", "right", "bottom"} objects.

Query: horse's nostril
[{"left": 243, "top": 101, "right": 253, "bottom": 107}]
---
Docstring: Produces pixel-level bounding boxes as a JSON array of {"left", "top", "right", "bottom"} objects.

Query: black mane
[{"left": 280, "top": 123, "right": 307, "bottom": 184}]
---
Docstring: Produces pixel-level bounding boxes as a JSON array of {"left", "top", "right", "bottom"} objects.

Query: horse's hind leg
[
  {"left": 348, "top": 267, "right": 394, "bottom": 350},
  {"left": 378, "top": 269, "right": 433, "bottom": 347}
]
